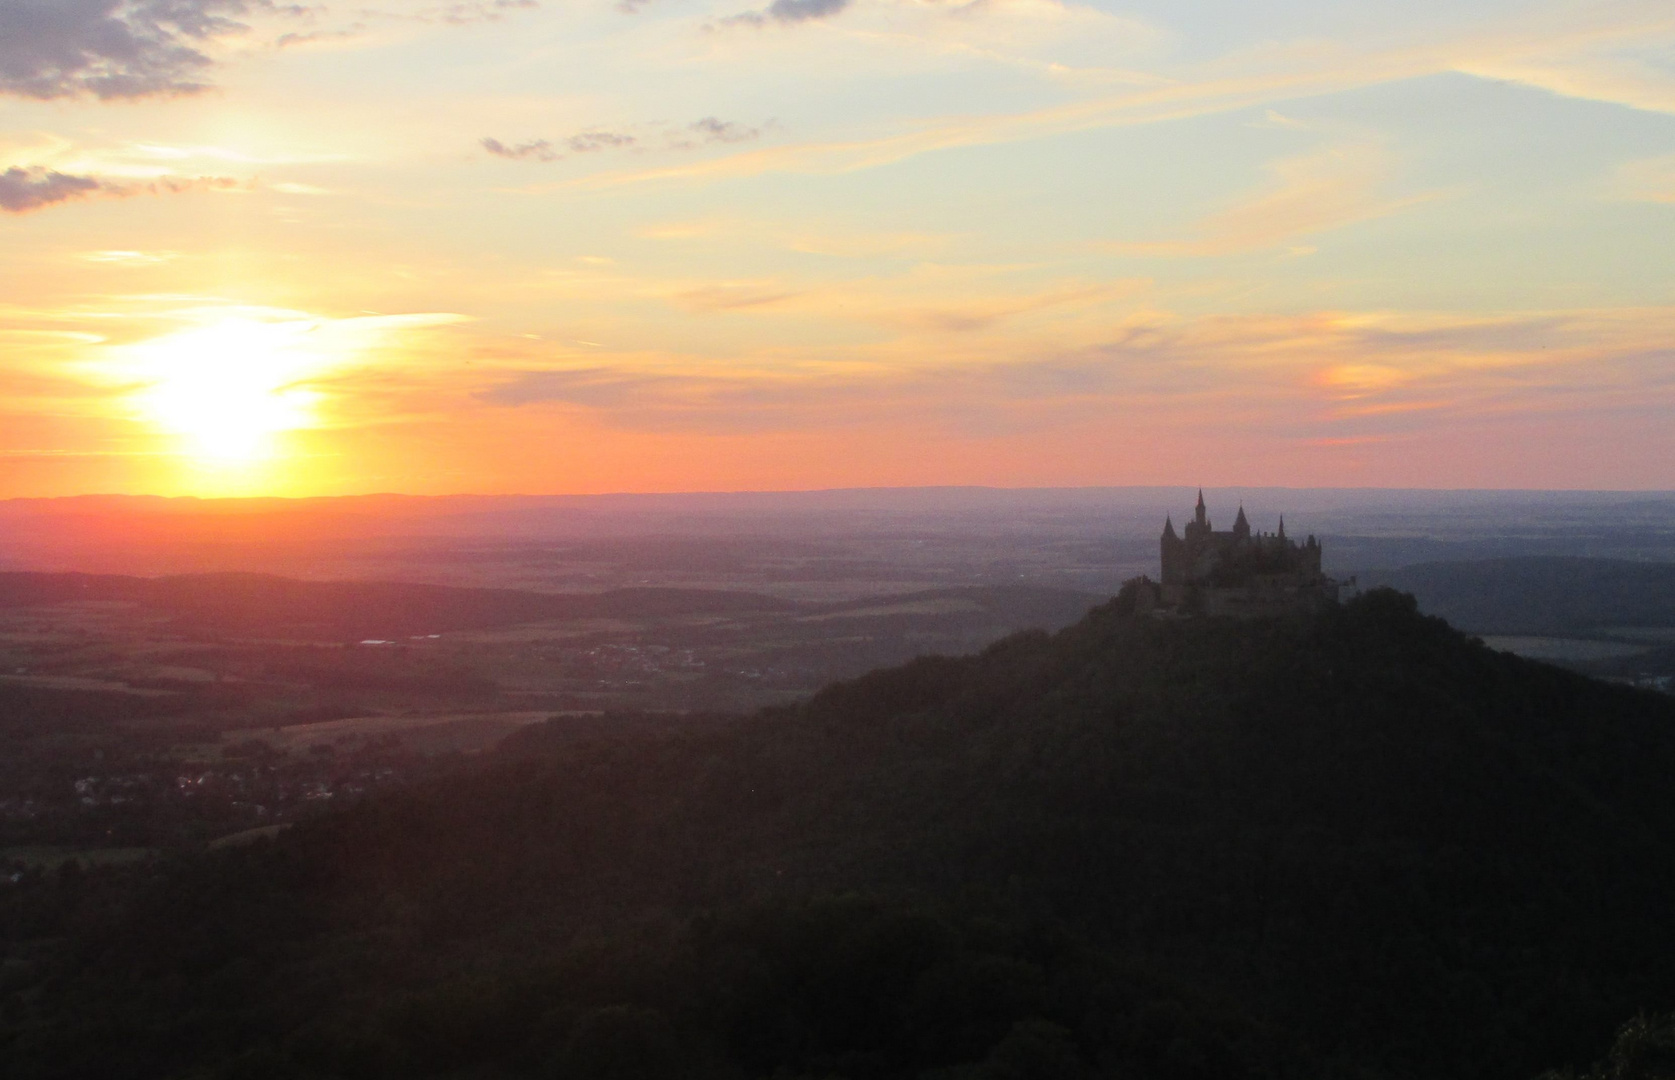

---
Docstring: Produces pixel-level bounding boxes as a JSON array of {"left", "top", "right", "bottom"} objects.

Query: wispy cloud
[
  {"left": 0, "top": 166, "right": 240, "bottom": 214},
  {"left": 482, "top": 118, "right": 762, "bottom": 163},
  {"left": 275, "top": 24, "right": 367, "bottom": 48},
  {"left": 78, "top": 250, "right": 182, "bottom": 265},
  {"left": 558, "top": 5, "right": 1675, "bottom": 195},
  {"left": 684, "top": 117, "right": 763, "bottom": 145},
  {"left": 482, "top": 131, "right": 634, "bottom": 162},
  {"left": 672, "top": 283, "right": 800, "bottom": 312},
  {"left": 427, "top": 0, "right": 538, "bottom": 25},
  {"left": 471, "top": 308, "right": 1675, "bottom": 443},
  {"left": 720, "top": 0, "right": 852, "bottom": 29}
]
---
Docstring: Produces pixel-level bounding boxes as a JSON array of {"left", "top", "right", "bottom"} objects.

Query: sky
[{"left": 1, "top": 0, "right": 1673, "bottom": 497}]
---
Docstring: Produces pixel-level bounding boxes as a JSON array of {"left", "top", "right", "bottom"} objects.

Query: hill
[
  {"left": 5, "top": 590, "right": 1675, "bottom": 1080},
  {"left": 1370, "top": 557, "right": 1675, "bottom": 634}
]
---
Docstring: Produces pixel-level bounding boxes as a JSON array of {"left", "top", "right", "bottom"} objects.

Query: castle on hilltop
[{"left": 1133, "top": 491, "right": 1339, "bottom": 616}]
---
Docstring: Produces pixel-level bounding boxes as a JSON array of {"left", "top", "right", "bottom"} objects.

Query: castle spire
[
  {"left": 1233, "top": 505, "right": 1250, "bottom": 540},
  {"left": 1278, "top": 515, "right": 1286, "bottom": 540},
  {"left": 1162, "top": 514, "right": 1177, "bottom": 540},
  {"left": 1194, "top": 489, "right": 1207, "bottom": 527}
]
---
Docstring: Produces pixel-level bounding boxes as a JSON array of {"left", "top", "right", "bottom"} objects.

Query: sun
[{"left": 125, "top": 317, "right": 327, "bottom": 464}]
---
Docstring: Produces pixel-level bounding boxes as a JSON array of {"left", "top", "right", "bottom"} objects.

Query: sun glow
[{"left": 123, "top": 317, "right": 330, "bottom": 464}]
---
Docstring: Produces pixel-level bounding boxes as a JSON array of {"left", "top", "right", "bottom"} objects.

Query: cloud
[
  {"left": 0, "top": 165, "right": 239, "bottom": 214},
  {"left": 483, "top": 121, "right": 761, "bottom": 164},
  {"left": 482, "top": 131, "right": 634, "bottom": 162},
  {"left": 673, "top": 283, "right": 799, "bottom": 312},
  {"left": 275, "top": 24, "right": 365, "bottom": 48},
  {"left": 721, "top": 0, "right": 851, "bottom": 28},
  {"left": 469, "top": 308, "right": 1675, "bottom": 445},
  {"left": 482, "top": 137, "right": 558, "bottom": 161},
  {"left": 0, "top": 0, "right": 268, "bottom": 100},
  {"left": 568, "top": 131, "right": 635, "bottom": 153},
  {"left": 559, "top": 7, "right": 1675, "bottom": 196},
  {"left": 689, "top": 117, "right": 761, "bottom": 144},
  {"left": 79, "top": 249, "right": 181, "bottom": 264},
  {"left": 272, "top": 0, "right": 536, "bottom": 45},
  {"left": 0, "top": 167, "right": 101, "bottom": 212},
  {"left": 427, "top": 0, "right": 537, "bottom": 25}
]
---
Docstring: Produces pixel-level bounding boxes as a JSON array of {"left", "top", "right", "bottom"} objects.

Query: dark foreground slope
[{"left": 5, "top": 591, "right": 1675, "bottom": 1080}]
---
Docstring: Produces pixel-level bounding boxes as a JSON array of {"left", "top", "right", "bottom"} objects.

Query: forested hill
[{"left": 7, "top": 590, "right": 1675, "bottom": 1080}]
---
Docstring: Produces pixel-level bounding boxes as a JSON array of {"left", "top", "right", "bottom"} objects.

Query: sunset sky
[{"left": 3, "top": 0, "right": 1674, "bottom": 496}]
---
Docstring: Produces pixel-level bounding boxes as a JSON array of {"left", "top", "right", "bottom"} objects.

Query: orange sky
[{"left": 3, "top": 0, "right": 1674, "bottom": 496}]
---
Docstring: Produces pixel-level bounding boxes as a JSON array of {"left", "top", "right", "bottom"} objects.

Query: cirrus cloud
[{"left": 482, "top": 119, "right": 762, "bottom": 164}]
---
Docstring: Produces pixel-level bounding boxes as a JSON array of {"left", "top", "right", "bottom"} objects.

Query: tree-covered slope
[{"left": 5, "top": 590, "right": 1675, "bottom": 1080}]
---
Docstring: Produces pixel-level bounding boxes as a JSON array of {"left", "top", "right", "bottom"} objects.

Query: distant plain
[{"left": 1, "top": 486, "right": 1673, "bottom": 854}]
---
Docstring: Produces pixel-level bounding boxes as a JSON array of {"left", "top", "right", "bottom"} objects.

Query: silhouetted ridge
[{"left": 6, "top": 590, "right": 1675, "bottom": 1080}]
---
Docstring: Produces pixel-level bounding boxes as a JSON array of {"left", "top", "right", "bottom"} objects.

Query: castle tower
[
  {"left": 1160, "top": 515, "right": 1183, "bottom": 586},
  {"left": 1233, "top": 506, "right": 1250, "bottom": 541}
]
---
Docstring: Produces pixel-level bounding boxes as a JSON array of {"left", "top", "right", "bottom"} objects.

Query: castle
[{"left": 1136, "top": 491, "right": 1339, "bottom": 616}]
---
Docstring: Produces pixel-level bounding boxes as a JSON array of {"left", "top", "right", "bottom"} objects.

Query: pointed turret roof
[
  {"left": 1278, "top": 515, "right": 1286, "bottom": 539},
  {"left": 1162, "top": 515, "right": 1177, "bottom": 540},
  {"left": 1233, "top": 505, "right": 1250, "bottom": 536}
]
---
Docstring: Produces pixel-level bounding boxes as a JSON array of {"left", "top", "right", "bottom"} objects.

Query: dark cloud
[
  {"left": 0, "top": 165, "right": 239, "bottom": 213},
  {"left": 0, "top": 0, "right": 268, "bottom": 100},
  {"left": 720, "top": 0, "right": 851, "bottom": 28},
  {"left": 0, "top": 166, "right": 101, "bottom": 212}
]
